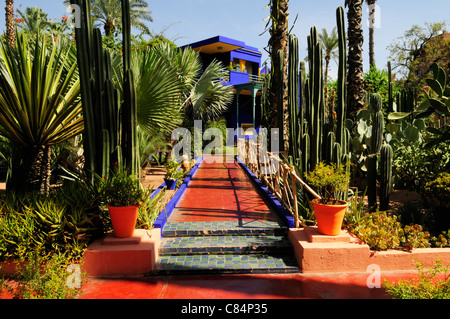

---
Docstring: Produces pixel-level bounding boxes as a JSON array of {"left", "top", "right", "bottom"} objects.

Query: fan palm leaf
[
  {"left": 111, "top": 46, "right": 184, "bottom": 135},
  {"left": 154, "top": 43, "right": 233, "bottom": 120},
  {"left": 187, "top": 60, "right": 233, "bottom": 121}
]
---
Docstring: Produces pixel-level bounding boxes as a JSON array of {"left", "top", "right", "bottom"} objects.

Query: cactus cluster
[
  {"left": 70, "top": 0, "right": 139, "bottom": 178},
  {"left": 286, "top": 7, "right": 349, "bottom": 182},
  {"left": 366, "top": 93, "right": 393, "bottom": 210}
]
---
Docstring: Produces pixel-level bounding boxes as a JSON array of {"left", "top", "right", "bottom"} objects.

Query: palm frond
[{"left": 187, "top": 60, "right": 234, "bottom": 121}]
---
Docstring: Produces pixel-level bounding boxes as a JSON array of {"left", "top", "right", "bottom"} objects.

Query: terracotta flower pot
[
  {"left": 107, "top": 205, "right": 139, "bottom": 238},
  {"left": 312, "top": 199, "right": 348, "bottom": 236}
]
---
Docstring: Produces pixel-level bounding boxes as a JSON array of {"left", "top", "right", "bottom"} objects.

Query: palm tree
[
  {"left": 318, "top": 27, "right": 339, "bottom": 83},
  {"left": 64, "top": 0, "right": 153, "bottom": 36},
  {"left": 0, "top": 33, "right": 83, "bottom": 193},
  {"left": 154, "top": 43, "right": 233, "bottom": 121},
  {"left": 345, "top": 0, "right": 365, "bottom": 120},
  {"left": 366, "top": 0, "right": 377, "bottom": 67},
  {"left": 267, "top": 0, "right": 289, "bottom": 152},
  {"left": 5, "top": 0, "right": 15, "bottom": 47},
  {"left": 15, "top": 7, "right": 51, "bottom": 34},
  {"left": 111, "top": 43, "right": 232, "bottom": 162}
]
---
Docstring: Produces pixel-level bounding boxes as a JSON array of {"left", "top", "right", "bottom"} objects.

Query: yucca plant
[{"left": 0, "top": 32, "right": 83, "bottom": 193}]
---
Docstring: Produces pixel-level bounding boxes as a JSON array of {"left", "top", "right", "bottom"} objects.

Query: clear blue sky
[{"left": 1, "top": 0, "right": 449, "bottom": 79}]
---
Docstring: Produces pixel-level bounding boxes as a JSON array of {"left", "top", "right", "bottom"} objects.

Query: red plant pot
[
  {"left": 107, "top": 205, "right": 139, "bottom": 238},
  {"left": 312, "top": 199, "right": 348, "bottom": 236}
]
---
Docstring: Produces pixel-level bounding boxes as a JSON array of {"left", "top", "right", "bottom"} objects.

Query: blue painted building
[{"left": 181, "top": 36, "right": 265, "bottom": 137}]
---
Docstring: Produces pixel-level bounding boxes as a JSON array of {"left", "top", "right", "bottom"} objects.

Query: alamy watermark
[
  {"left": 171, "top": 121, "right": 280, "bottom": 173},
  {"left": 366, "top": 264, "right": 382, "bottom": 289},
  {"left": 66, "top": 4, "right": 81, "bottom": 29},
  {"left": 66, "top": 264, "right": 82, "bottom": 289},
  {"left": 367, "top": 3, "right": 381, "bottom": 29}
]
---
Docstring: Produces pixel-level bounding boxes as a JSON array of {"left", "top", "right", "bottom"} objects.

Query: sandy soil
[{"left": 141, "top": 165, "right": 167, "bottom": 190}]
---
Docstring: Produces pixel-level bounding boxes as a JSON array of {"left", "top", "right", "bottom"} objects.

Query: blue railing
[{"left": 223, "top": 71, "right": 262, "bottom": 86}]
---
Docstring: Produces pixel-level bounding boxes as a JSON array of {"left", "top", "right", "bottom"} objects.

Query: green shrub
[
  {"left": 304, "top": 162, "right": 350, "bottom": 204},
  {"left": 383, "top": 260, "right": 450, "bottom": 299},
  {"left": 344, "top": 187, "right": 368, "bottom": 228},
  {"left": 392, "top": 142, "right": 450, "bottom": 191},
  {"left": 102, "top": 168, "right": 147, "bottom": 207},
  {"left": 0, "top": 252, "right": 85, "bottom": 299},
  {"left": 422, "top": 172, "right": 450, "bottom": 209},
  {"left": 351, "top": 212, "right": 403, "bottom": 250},
  {"left": 399, "top": 224, "right": 431, "bottom": 250},
  {"left": 431, "top": 230, "right": 450, "bottom": 248},
  {"left": 351, "top": 212, "right": 433, "bottom": 251},
  {"left": 137, "top": 189, "right": 165, "bottom": 230},
  {"left": 0, "top": 178, "right": 105, "bottom": 261}
]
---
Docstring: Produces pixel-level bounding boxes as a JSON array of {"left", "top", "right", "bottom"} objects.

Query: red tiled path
[
  {"left": 79, "top": 271, "right": 422, "bottom": 299},
  {"left": 76, "top": 155, "right": 420, "bottom": 300},
  {"left": 168, "top": 155, "right": 281, "bottom": 223}
]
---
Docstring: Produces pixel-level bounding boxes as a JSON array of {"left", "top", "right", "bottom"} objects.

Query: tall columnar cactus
[
  {"left": 380, "top": 144, "right": 393, "bottom": 211},
  {"left": 367, "top": 93, "right": 384, "bottom": 207},
  {"left": 387, "top": 61, "right": 394, "bottom": 113},
  {"left": 306, "top": 27, "right": 324, "bottom": 171},
  {"left": 369, "top": 93, "right": 384, "bottom": 155},
  {"left": 367, "top": 154, "right": 377, "bottom": 207},
  {"left": 70, "top": 0, "right": 139, "bottom": 178},
  {"left": 336, "top": 6, "right": 347, "bottom": 150},
  {"left": 366, "top": 93, "right": 394, "bottom": 209},
  {"left": 121, "top": 0, "right": 139, "bottom": 175}
]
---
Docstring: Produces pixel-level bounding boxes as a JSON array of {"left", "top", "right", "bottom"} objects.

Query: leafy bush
[
  {"left": 383, "top": 260, "right": 450, "bottom": 299},
  {"left": 164, "top": 161, "right": 182, "bottom": 180},
  {"left": 136, "top": 189, "right": 165, "bottom": 230},
  {"left": 431, "top": 230, "right": 450, "bottom": 248},
  {"left": 304, "top": 162, "right": 350, "bottom": 204},
  {"left": 391, "top": 142, "right": 450, "bottom": 190},
  {"left": 0, "top": 252, "right": 85, "bottom": 299},
  {"left": 395, "top": 202, "right": 433, "bottom": 230},
  {"left": 364, "top": 65, "right": 400, "bottom": 112},
  {"left": 102, "top": 168, "right": 147, "bottom": 207},
  {"left": 351, "top": 212, "right": 403, "bottom": 250},
  {"left": 399, "top": 224, "right": 431, "bottom": 250},
  {"left": 0, "top": 176, "right": 106, "bottom": 261},
  {"left": 350, "top": 212, "right": 432, "bottom": 251},
  {"left": 422, "top": 172, "right": 450, "bottom": 209}
]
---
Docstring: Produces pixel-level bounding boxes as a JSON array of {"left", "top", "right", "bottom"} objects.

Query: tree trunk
[
  {"left": 7, "top": 144, "right": 52, "bottom": 194},
  {"left": 367, "top": 0, "right": 376, "bottom": 68},
  {"left": 269, "top": 0, "right": 289, "bottom": 152},
  {"left": 5, "top": 0, "right": 15, "bottom": 48},
  {"left": 104, "top": 18, "right": 115, "bottom": 37},
  {"left": 346, "top": 0, "right": 365, "bottom": 120}
]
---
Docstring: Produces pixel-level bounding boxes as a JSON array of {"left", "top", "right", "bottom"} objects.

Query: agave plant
[{"left": 0, "top": 32, "right": 83, "bottom": 193}]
